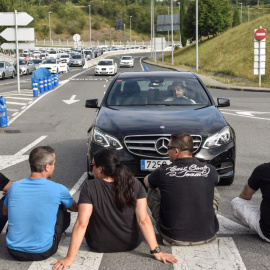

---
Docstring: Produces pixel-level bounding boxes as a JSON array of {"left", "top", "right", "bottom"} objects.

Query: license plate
[{"left": 141, "top": 160, "right": 171, "bottom": 171}]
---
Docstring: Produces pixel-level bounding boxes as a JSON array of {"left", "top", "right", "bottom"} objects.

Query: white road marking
[
  {"left": 6, "top": 101, "right": 27, "bottom": 105},
  {"left": 221, "top": 111, "right": 270, "bottom": 121},
  {"left": 6, "top": 108, "right": 19, "bottom": 112},
  {"left": 63, "top": 95, "right": 80, "bottom": 105},
  {"left": 0, "top": 136, "right": 47, "bottom": 170},
  {"left": 11, "top": 112, "right": 19, "bottom": 117},
  {"left": 172, "top": 237, "right": 247, "bottom": 270},
  {"left": 5, "top": 96, "right": 33, "bottom": 100},
  {"left": 140, "top": 57, "right": 145, "bottom": 71}
]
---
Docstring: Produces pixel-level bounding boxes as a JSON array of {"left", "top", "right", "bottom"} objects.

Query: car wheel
[
  {"left": 218, "top": 176, "right": 234, "bottom": 186},
  {"left": 26, "top": 69, "right": 29, "bottom": 75},
  {"left": 87, "top": 158, "right": 94, "bottom": 180},
  {"left": 11, "top": 71, "right": 15, "bottom": 78},
  {"left": 1, "top": 72, "right": 5, "bottom": 80}
]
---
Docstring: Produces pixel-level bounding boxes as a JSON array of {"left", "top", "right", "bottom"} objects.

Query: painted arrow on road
[
  {"left": 0, "top": 136, "right": 47, "bottom": 170},
  {"left": 63, "top": 95, "right": 80, "bottom": 105}
]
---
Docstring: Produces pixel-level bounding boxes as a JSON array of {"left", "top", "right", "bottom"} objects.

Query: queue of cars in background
[{"left": 0, "top": 61, "right": 16, "bottom": 79}]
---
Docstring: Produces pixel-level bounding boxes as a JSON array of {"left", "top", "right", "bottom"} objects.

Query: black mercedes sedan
[{"left": 85, "top": 71, "right": 236, "bottom": 185}]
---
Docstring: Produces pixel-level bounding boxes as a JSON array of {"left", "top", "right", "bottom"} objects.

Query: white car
[
  {"left": 39, "top": 59, "right": 68, "bottom": 74},
  {"left": 95, "top": 59, "right": 117, "bottom": 76},
  {"left": 59, "top": 54, "right": 70, "bottom": 65},
  {"left": 48, "top": 50, "right": 58, "bottom": 59},
  {"left": 120, "top": 56, "right": 134, "bottom": 68}
]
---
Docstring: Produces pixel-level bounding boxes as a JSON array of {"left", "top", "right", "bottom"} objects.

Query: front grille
[{"left": 124, "top": 134, "right": 202, "bottom": 158}]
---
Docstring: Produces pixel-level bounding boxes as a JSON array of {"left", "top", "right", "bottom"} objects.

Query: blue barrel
[
  {"left": 39, "top": 78, "right": 44, "bottom": 94},
  {"left": 44, "top": 77, "right": 48, "bottom": 92},
  {"left": 0, "top": 96, "right": 8, "bottom": 128},
  {"left": 48, "top": 76, "right": 52, "bottom": 90},
  {"left": 53, "top": 74, "right": 57, "bottom": 87},
  {"left": 32, "top": 78, "right": 39, "bottom": 97}
]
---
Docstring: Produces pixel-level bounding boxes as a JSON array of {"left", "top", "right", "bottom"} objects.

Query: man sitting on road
[
  {"left": 231, "top": 163, "right": 270, "bottom": 243},
  {"left": 3, "top": 146, "right": 78, "bottom": 261},
  {"left": 144, "top": 132, "right": 220, "bottom": 246},
  {"left": 0, "top": 172, "right": 12, "bottom": 233}
]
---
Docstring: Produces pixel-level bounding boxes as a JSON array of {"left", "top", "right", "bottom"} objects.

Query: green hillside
[{"left": 163, "top": 14, "right": 270, "bottom": 87}]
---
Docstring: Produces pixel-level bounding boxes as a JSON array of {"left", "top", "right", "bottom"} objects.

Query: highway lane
[{"left": 0, "top": 54, "right": 270, "bottom": 269}]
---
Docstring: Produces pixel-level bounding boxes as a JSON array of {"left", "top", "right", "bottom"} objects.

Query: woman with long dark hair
[{"left": 52, "top": 149, "right": 177, "bottom": 269}]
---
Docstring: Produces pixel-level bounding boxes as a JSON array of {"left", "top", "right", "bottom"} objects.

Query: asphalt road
[{"left": 1, "top": 54, "right": 270, "bottom": 269}]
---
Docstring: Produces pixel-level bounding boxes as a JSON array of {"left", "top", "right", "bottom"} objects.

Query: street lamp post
[
  {"left": 167, "top": 7, "right": 169, "bottom": 45},
  {"left": 239, "top": 3, "right": 243, "bottom": 24},
  {"left": 178, "top": 1, "right": 182, "bottom": 47},
  {"left": 129, "top": 16, "right": 132, "bottom": 44},
  {"left": 89, "top": 5, "right": 91, "bottom": 47},
  {"left": 48, "top": 11, "right": 52, "bottom": 46}
]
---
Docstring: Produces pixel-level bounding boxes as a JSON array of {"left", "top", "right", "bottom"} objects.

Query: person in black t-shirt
[
  {"left": 231, "top": 163, "right": 270, "bottom": 243},
  {"left": 144, "top": 132, "right": 220, "bottom": 246},
  {"left": 52, "top": 149, "right": 177, "bottom": 270},
  {"left": 0, "top": 172, "right": 12, "bottom": 233}
]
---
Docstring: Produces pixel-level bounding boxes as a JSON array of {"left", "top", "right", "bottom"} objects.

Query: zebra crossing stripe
[{"left": 6, "top": 101, "right": 27, "bottom": 106}]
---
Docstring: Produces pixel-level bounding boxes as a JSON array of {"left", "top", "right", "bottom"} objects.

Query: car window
[
  {"left": 0, "top": 63, "right": 4, "bottom": 68},
  {"left": 106, "top": 77, "right": 211, "bottom": 106},
  {"left": 19, "top": 60, "right": 27, "bottom": 65},
  {"left": 98, "top": 60, "right": 113, "bottom": 66},
  {"left": 122, "top": 57, "right": 132, "bottom": 60},
  {"left": 44, "top": 59, "right": 56, "bottom": 64}
]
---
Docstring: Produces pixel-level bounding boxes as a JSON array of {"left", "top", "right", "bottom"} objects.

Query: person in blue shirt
[{"left": 3, "top": 146, "right": 78, "bottom": 261}]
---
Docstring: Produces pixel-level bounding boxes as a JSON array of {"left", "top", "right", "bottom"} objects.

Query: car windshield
[
  {"left": 106, "top": 76, "right": 211, "bottom": 106},
  {"left": 49, "top": 51, "right": 57, "bottom": 54},
  {"left": 72, "top": 55, "right": 81, "bottom": 59},
  {"left": 44, "top": 59, "right": 56, "bottom": 64},
  {"left": 33, "top": 60, "right": 42, "bottom": 64},
  {"left": 122, "top": 57, "right": 132, "bottom": 60},
  {"left": 0, "top": 63, "right": 4, "bottom": 68},
  {"left": 98, "top": 61, "right": 113, "bottom": 66},
  {"left": 19, "top": 60, "right": 27, "bottom": 65},
  {"left": 61, "top": 55, "right": 69, "bottom": 58}
]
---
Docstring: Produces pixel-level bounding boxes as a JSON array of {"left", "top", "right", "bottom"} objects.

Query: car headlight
[
  {"left": 109, "top": 67, "right": 113, "bottom": 70},
  {"left": 91, "top": 127, "right": 123, "bottom": 150},
  {"left": 202, "top": 126, "right": 232, "bottom": 149}
]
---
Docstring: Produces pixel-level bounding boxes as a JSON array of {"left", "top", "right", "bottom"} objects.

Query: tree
[
  {"left": 183, "top": 0, "right": 231, "bottom": 42},
  {"left": 232, "top": 8, "right": 240, "bottom": 27}
]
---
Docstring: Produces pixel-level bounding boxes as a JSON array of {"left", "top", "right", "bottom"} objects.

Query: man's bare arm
[{"left": 239, "top": 183, "right": 256, "bottom": 200}]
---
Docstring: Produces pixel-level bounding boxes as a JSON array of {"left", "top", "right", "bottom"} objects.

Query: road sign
[
  {"left": 0, "top": 12, "right": 33, "bottom": 26},
  {"left": 73, "top": 34, "right": 81, "bottom": 42},
  {"left": 1, "top": 42, "right": 35, "bottom": 50},
  {"left": 0, "top": 27, "right": 34, "bottom": 41},
  {"left": 254, "top": 28, "right": 267, "bottom": 41}
]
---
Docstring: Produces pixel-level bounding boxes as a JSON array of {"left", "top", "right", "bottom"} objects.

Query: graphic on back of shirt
[{"left": 165, "top": 164, "right": 211, "bottom": 178}]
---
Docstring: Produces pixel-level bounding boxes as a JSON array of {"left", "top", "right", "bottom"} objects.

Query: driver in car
[{"left": 165, "top": 81, "right": 194, "bottom": 104}]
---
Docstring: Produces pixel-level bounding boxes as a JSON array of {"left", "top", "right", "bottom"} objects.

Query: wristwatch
[{"left": 150, "top": 246, "right": 161, "bottom": 254}]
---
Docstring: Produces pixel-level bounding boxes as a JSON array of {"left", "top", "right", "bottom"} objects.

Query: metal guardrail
[{"left": 35, "top": 39, "right": 151, "bottom": 48}]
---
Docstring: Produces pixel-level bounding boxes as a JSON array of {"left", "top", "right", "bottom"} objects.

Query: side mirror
[
  {"left": 85, "top": 99, "right": 99, "bottom": 108},
  {"left": 217, "top": 98, "right": 230, "bottom": 107}
]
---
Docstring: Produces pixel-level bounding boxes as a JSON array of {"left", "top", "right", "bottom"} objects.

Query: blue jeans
[{"left": 0, "top": 196, "right": 8, "bottom": 233}]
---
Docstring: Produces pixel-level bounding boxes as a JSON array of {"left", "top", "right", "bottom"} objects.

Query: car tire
[
  {"left": 1, "top": 72, "right": 5, "bottom": 80},
  {"left": 26, "top": 69, "right": 29, "bottom": 75},
  {"left": 87, "top": 159, "right": 94, "bottom": 180},
  {"left": 11, "top": 71, "right": 15, "bottom": 78}
]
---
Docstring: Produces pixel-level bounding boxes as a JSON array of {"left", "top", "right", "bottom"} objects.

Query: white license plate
[{"left": 141, "top": 160, "right": 171, "bottom": 171}]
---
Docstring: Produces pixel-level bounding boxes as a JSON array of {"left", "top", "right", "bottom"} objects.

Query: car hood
[{"left": 95, "top": 105, "right": 228, "bottom": 137}]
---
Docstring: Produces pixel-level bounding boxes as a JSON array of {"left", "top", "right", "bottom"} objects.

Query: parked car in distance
[
  {"left": 69, "top": 55, "right": 85, "bottom": 67},
  {"left": 40, "top": 52, "right": 48, "bottom": 59},
  {"left": 19, "top": 60, "right": 35, "bottom": 75},
  {"left": 39, "top": 59, "right": 68, "bottom": 73},
  {"left": 0, "top": 61, "right": 16, "bottom": 79},
  {"left": 85, "top": 71, "right": 236, "bottom": 185},
  {"left": 120, "top": 56, "right": 134, "bottom": 68},
  {"left": 32, "top": 59, "right": 45, "bottom": 69},
  {"left": 48, "top": 50, "right": 58, "bottom": 59},
  {"left": 59, "top": 54, "right": 70, "bottom": 65},
  {"left": 95, "top": 59, "right": 117, "bottom": 76}
]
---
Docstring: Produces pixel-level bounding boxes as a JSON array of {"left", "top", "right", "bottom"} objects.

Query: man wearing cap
[
  {"left": 3, "top": 146, "right": 78, "bottom": 261},
  {"left": 144, "top": 132, "right": 220, "bottom": 246}
]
